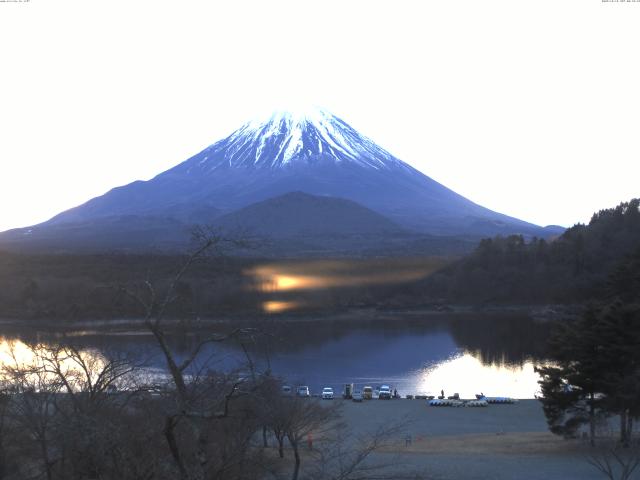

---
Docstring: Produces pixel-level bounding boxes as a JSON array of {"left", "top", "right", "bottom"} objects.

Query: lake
[{"left": 0, "top": 314, "right": 551, "bottom": 399}]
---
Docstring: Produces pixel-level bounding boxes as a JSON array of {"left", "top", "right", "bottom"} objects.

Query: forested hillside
[
  {"left": 2, "top": 199, "right": 638, "bottom": 323},
  {"left": 420, "top": 199, "right": 640, "bottom": 304},
  {"left": 0, "top": 253, "right": 259, "bottom": 322}
]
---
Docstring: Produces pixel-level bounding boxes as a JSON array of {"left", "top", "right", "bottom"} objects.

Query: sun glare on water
[
  {"left": 0, "top": 338, "right": 108, "bottom": 386},
  {"left": 414, "top": 353, "right": 542, "bottom": 399},
  {"left": 0, "top": 339, "right": 36, "bottom": 368}
]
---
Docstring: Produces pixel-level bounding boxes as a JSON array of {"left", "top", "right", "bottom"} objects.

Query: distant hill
[
  {"left": 215, "top": 191, "right": 404, "bottom": 237},
  {"left": 417, "top": 199, "right": 640, "bottom": 304},
  {"left": 0, "top": 192, "right": 477, "bottom": 256},
  {"left": 210, "top": 191, "right": 480, "bottom": 256}
]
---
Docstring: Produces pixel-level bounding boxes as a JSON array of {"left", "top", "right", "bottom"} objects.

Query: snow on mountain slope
[
  {"left": 13, "top": 107, "right": 561, "bottom": 243},
  {"left": 184, "top": 108, "right": 408, "bottom": 172}
]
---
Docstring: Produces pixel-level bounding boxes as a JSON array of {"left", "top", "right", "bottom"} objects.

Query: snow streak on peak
[{"left": 194, "top": 108, "right": 407, "bottom": 172}]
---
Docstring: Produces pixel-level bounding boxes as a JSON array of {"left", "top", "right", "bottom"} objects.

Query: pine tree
[
  {"left": 536, "top": 307, "right": 608, "bottom": 446},
  {"left": 596, "top": 302, "right": 640, "bottom": 446},
  {"left": 537, "top": 249, "right": 640, "bottom": 446}
]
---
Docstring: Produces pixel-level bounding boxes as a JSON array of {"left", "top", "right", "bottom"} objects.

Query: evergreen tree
[
  {"left": 536, "top": 307, "right": 608, "bottom": 446},
  {"left": 596, "top": 302, "right": 640, "bottom": 446},
  {"left": 537, "top": 249, "right": 640, "bottom": 446}
]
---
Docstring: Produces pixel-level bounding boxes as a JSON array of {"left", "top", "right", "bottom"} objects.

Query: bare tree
[
  {"left": 2, "top": 340, "right": 160, "bottom": 480},
  {"left": 118, "top": 229, "right": 268, "bottom": 480},
  {"left": 282, "top": 397, "right": 339, "bottom": 480},
  {"left": 0, "top": 386, "right": 10, "bottom": 478},
  {"left": 266, "top": 401, "right": 289, "bottom": 459},
  {"left": 0, "top": 232, "right": 286, "bottom": 480},
  {"left": 587, "top": 444, "right": 640, "bottom": 480},
  {"left": 309, "top": 419, "right": 426, "bottom": 480},
  {"left": 37, "top": 343, "right": 138, "bottom": 414},
  {"left": 3, "top": 344, "right": 63, "bottom": 480}
]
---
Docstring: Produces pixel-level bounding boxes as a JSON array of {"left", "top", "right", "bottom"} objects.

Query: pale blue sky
[{"left": 1, "top": 0, "right": 639, "bottom": 232}]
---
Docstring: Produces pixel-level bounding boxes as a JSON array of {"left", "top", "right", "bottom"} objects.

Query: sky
[{"left": 1, "top": 0, "right": 639, "bottom": 232}]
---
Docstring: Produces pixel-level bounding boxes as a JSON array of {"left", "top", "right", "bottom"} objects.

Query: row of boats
[{"left": 428, "top": 395, "right": 519, "bottom": 407}]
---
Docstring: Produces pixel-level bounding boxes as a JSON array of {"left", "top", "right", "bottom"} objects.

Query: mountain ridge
[{"left": 1, "top": 108, "right": 564, "bottom": 253}]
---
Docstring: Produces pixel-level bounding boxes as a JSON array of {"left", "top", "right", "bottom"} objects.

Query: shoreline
[{"left": 0, "top": 303, "right": 582, "bottom": 333}]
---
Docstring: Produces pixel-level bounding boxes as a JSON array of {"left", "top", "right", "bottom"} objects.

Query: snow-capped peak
[{"left": 193, "top": 107, "right": 405, "bottom": 171}]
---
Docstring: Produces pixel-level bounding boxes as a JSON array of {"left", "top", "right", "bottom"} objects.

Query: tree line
[
  {"left": 535, "top": 246, "right": 640, "bottom": 478},
  {"left": 420, "top": 199, "right": 640, "bottom": 305}
]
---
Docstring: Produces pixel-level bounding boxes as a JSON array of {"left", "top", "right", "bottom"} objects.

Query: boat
[
  {"left": 465, "top": 399, "right": 488, "bottom": 407},
  {"left": 428, "top": 398, "right": 465, "bottom": 407},
  {"left": 476, "top": 395, "right": 518, "bottom": 404}
]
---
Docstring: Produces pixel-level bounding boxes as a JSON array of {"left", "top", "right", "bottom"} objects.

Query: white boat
[
  {"left": 479, "top": 396, "right": 518, "bottom": 404},
  {"left": 428, "top": 399, "right": 465, "bottom": 407},
  {"left": 465, "top": 400, "right": 488, "bottom": 407}
]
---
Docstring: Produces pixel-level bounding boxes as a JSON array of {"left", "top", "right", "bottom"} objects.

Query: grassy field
[{"left": 325, "top": 399, "right": 613, "bottom": 480}]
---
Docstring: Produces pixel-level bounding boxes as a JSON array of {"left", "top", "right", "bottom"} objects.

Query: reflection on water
[
  {"left": 0, "top": 339, "right": 37, "bottom": 370},
  {"left": 415, "top": 353, "right": 541, "bottom": 399},
  {"left": 0, "top": 315, "right": 550, "bottom": 398},
  {"left": 0, "top": 338, "right": 109, "bottom": 387}
]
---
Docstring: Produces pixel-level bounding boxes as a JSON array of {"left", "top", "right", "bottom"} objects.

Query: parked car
[
  {"left": 139, "top": 386, "right": 164, "bottom": 399},
  {"left": 281, "top": 385, "right": 292, "bottom": 396},
  {"left": 363, "top": 386, "right": 373, "bottom": 400},
  {"left": 379, "top": 385, "right": 392, "bottom": 400},
  {"left": 296, "top": 386, "right": 310, "bottom": 397},
  {"left": 321, "top": 387, "right": 334, "bottom": 399},
  {"left": 352, "top": 389, "right": 363, "bottom": 402}
]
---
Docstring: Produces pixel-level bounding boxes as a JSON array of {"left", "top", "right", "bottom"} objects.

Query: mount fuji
[{"left": 0, "top": 108, "right": 563, "bottom": 254}]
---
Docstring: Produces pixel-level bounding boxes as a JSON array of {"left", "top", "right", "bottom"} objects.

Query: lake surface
[{"left": 0, "top": 314, "right": 551, "bottom": 399}]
